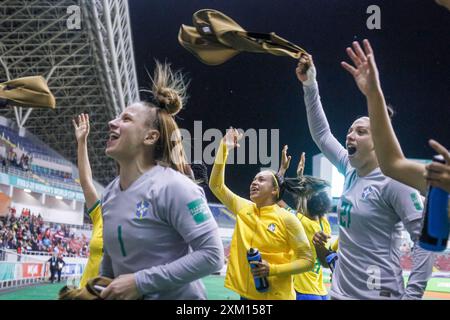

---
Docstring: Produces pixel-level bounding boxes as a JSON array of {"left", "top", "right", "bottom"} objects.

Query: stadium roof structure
[{"left": 0, "top": 0, "right": 139, "bottom": 186}]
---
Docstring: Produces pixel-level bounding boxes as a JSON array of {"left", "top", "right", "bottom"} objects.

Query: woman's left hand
[
  {"left": 100, "top": 273, "right": 142, "bottom": 300},
  {"left": 425, "top": 139, "right": 450, "bottom": 193},
  {"left": 341, "top": 39, "right": 381, "bottom": 97},
  {"left": 278, "top": 145, "right": 292, "bottom": 177},
  {"left": 250, "top": 260, "right": 270, "bottom": 278}
]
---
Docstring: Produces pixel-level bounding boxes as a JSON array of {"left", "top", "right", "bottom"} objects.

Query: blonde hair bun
[
  {"left": 146, "top": 60, "right": 189, "bottom": 116},
  {"left": 154, "top": 87, "right": 183, "bottom": 116}
]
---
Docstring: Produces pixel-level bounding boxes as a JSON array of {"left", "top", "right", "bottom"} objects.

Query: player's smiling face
[
  {"left": 345, "top": 117, "right": 377, "bottom": 170},
  {"left": 106, "top": 103, "right": 151, "bottom": 160},
  {"left": 250, "top": 171, "right": 278, "bottom": 204}
]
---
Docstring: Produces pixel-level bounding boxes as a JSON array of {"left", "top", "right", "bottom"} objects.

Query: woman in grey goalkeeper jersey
[
  {"left": 98, "top": 62, "right": 224, "bottom": 300},
  {"left": 295, "top": 44, "right": 435, "bottom": 300},
  {"left": 340, "top": 39, "right": 450, "bottom": 221}
]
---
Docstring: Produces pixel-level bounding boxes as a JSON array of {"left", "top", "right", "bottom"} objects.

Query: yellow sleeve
[
  {"left": 88, "top": 200, "right": 101, "bottom": 227},
  {"left": 79, "top": 201, "right": 103, "bottom": 288},
  {"left": 321, "top": 217, "right": 337, "bottom": 251},
  {"left": 269, "top": 213, "right": 314, "bottom": 276},
  {"left": 330, "top": 238, "right": 339, "bottom": 252},
  {"left": 209, "top": 140, "right": 252, "bottom": 215}
]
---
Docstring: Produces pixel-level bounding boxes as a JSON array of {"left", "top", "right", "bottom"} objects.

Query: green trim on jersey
[
  {"left": 87, "top": 200, "right": 101, "bottom": 215},
  {"left": 117, "top": 225, "right": 127, "bottom": 257}
]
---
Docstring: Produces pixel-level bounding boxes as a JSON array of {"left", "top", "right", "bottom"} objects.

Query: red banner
[{"left": 22, "top": 263, "right": 44, "bottom": 278}]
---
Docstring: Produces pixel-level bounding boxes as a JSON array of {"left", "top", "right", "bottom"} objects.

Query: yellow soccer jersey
[
  {"left": 331, "top": 238, "right": 338, "bottom": 252},
  {"left": 209, "top": 141, "right": 314, "bottom": 300},
  {"left": 293, "top": 213, "right": 331, "bottom": 296},
  {"left": 79, "top": 200, "right": 103, "bottom": 288}
]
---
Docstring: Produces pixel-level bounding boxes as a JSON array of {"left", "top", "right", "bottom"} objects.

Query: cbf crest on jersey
[
  {"left": 136, "top": 200, "right": 150, "bottom": 219},
  {"left": 362, "top": 186, "right": 375, "bottom": 200},
  {"left": 268, "top": 223, "right": 276, "bottom": 233}
]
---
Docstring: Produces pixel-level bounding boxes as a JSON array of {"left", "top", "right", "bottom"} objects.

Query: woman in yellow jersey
[
  {"left": 209, "top": 128, "right": 314, "bottom": 300},
  {"left": 73, "top": 113, "right": 103, "bottom": 287},
  {"left": 278, "top": 146, "right": 332, "bottom": 300}
]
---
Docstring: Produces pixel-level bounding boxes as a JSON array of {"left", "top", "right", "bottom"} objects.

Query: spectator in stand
[
  {"left": 19, "top": 154, "right": 25, "bottom": 170},
  {"left": 7, "top": 235, "right": 15, "bottom": 249},
  {"left": 11, "top": 152, "right": 17, "bottom": 167},
  {"left": 0, "top": 237, "right": 5, "bottom": 261},
  {"left": 23, "top": 154, "right": 29, "bottom": 171},
  {"left": 44, "top": 227, "right": 51, "bottom": 239},
  {"left": 9, "top": 206, "right": 16, "bottom": 220},
  {"left": 29, "top": 216, "right": 34, "bottom": 235},
  {"left": 24, "top": 240, "right": 32, "bottom": 253},
  {"left": 16, "top": 241, "right": 22, "bottom": 261},
  {"left": 7, "top": 148, "right": 12, "bottom": 164},
  {"left": 42, "top": 236, "right": 51, "bottom": 249},
  {"left": 31, "top": 236, "right": 39, "bottom": 251},
  {"left": 54, "top": 226, "right": 64, "bottom": 243}
]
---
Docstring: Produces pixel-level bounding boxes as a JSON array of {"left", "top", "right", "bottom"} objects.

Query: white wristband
[{"left": 302, "top": 65, "right": 317, "bottom": 87}]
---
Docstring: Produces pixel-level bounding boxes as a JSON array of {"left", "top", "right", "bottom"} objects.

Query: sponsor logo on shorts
[{"left": 187, "top": 198, "right": 212, "bottom": 224}]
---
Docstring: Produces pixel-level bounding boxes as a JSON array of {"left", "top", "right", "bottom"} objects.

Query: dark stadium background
[{"left": 128, "top": 0, "right": 450, "bottom": 200}]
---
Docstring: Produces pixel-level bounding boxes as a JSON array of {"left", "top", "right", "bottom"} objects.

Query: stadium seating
[{"left": 0, "top": 125, "right": 81, "bottom": 191}]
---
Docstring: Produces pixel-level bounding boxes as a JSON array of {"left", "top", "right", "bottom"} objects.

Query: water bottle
[
  {"left": 419, "top": 155, "right": 450, "bottom": 252},
  {"left": 325, "top": 252, "right": 338, "bottom": 273},
  {"left": 247, "top": 248, "right": 269, "bottom": 292}
]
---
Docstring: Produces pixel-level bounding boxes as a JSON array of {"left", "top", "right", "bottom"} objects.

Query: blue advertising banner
[{"left": 0, "top": 173, "right": 84, "bottom": 201}]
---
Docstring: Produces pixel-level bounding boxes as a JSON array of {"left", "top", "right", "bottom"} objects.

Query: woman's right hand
[
  {"left": 278, "top": 145, "right": 292, "bottom": 177},
  {"left": 296, "top": 54, "right": 317, "bottom": 85},
  {"left": 296, "top": 152, "right": 306, "bottom": 177},
  {"left": 223, "top": 127, "right": 243, "bottom": 151},
  {"left": 426, "top": 139, "right": 450, "bottom": 193},
  {"left": 73, "top": 113, "right": 90, "bottom": 143},
  {"left": 312, "top": 231, "right": 331, "bottom": 248}
]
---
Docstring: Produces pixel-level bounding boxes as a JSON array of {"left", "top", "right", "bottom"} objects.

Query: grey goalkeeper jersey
[
  {"left": 302, "top": 82, "right": 435, "bottom": 300},
  {"left": 100, "top": 164, "right": 223, "bottom": 300}
]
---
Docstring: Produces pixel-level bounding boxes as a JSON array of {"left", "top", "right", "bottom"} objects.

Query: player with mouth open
[{"left": 295, "top": 47, "right": 435, "bottom": 300}]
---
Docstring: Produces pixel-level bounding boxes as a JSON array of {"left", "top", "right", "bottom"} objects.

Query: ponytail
[{"left": 141, "top": 60, "right": 190, "bottom": 176}]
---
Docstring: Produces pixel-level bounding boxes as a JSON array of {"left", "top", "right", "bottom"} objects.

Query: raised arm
[
  {"left": 341, "top": 40, "right": 428, "bottom": 194},
  {"left": 296, "top": 55, "right": 349, "bottom": 175},
  {"left": 277, "top": 145, "right": 291, "bottom": 177},
  {"left": 209, "top": 128, "right": 252, "bottom": 214},
  {"left": 277, "top": 146, "right": 304, "bottom": 210},
  {"left": 73, "top": 114, "right": 99, "bottom": 209},
  {"left": 297, "top": 152, "right": 306, "bottom": 177}
]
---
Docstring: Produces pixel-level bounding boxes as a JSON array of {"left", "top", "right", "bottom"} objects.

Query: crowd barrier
[{"left": 0, "top": 250, "right": 84, "bottom": 291}]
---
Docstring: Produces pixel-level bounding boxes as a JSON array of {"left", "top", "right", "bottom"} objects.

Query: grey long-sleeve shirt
[
  {"left": 100, "top": 165, "right": 224, "bottom": 299},
  {"left": 302, "top": 81, "right": 435, "bottom": 300}
]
